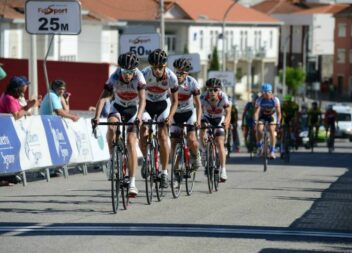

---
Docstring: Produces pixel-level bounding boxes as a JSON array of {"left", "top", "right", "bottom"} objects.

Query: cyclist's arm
[
  {"left": 224, "top": 105, "right": 231, "bottom": 129},
  {"left": 137, "top": 88, "right": 146, "bottom": 121},
  {"left": 93, "top": 89, "right": 113, "bottom": 120},
  {"left": 254, "top": 105, "right": 260, "bottom": 123},
  {"left": 193, "top": 93, "right": 202, "bottom": 127},
  {"left": 168, "top": 89, "right": 178, "bottom": 121},
  {"left": 276, "top": 105, "right": 282, "bottom": 125}
]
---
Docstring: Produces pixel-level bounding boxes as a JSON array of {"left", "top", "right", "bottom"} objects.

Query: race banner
[
  {"left": 0, "top": 115, "right": 21, "bottom": 174},
  {"left": 41, "top": 115, "right": 72, "bottom": 166},
  {"left": 88, "top": 118, "right": 110, "bottom": 162}
]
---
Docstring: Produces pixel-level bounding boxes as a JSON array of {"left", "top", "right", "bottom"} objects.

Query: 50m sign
[{"left": 25, "top": 0, "right": 81, "bottom": 35}]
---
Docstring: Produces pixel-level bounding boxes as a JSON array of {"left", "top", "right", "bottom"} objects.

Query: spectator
[
  {"left": 39, "top": 79, "right": 79, "bottom": 121},
  {"left": 0, "top": 76, "right": 40, "bottom": 119},
  {"left": 230, "top": 103, "right": 240, "bottom": 152},
  {"left": 0, "top": 62, "right": 7, "bottom": 80}
]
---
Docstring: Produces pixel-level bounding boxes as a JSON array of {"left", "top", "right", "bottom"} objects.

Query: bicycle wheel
[
  {"left": 185, "top": 146, "right": 196, "bottom": 196},
  {"left": 145, "top": 144, "right": 153, "bottom": 205},
  {"left": 111, "top": 145, "right": 120, "bottom": 213},
  {"left": 154, "top": 145, "right": 163, "bottom": 202},
  {"left": 263, "top": 132, "right": 268, "bottom": 172},
  {"left": 214, "top": 151, "right": 220, "bottom": 191},
  {"left": 171, "top": 143, "right": 183, "bottom": 198},
  {"left": 310, "top": 129, "right": 315, "bottom": 153},
  {"left": 206, "top": 142, "right": 215, "bottom": 193},
  {"left": 120, "top": 152, "right": 129, "bottom": 210}
]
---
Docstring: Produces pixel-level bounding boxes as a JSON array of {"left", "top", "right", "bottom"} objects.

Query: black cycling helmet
[
  {"left": 173, "top": 58, "right": 192, "bottom": 72},
  {"left": 51, "top": 79, "right": 66, "bottom": 90},
  {"left": 118, "top": 52, "right": 139, "bottom": 70},
  {"left": 206, "top": 78, "right": 222, "bottom": 89},
  {"left": 148, "top": 49, "right": 167, "bottom": 66}
]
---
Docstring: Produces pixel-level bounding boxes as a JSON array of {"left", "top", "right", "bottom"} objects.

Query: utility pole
[{"left": 160, "top": 0, "right": 165, "bottom": 50}]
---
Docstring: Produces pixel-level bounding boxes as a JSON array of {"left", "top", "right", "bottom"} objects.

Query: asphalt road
[{"left": 1, "top": 139, "right": 352, "bottom": 253}]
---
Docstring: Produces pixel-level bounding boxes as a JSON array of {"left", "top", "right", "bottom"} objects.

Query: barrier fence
[{"left": 0, "top": 114, "right": 111, "bottom": 185}]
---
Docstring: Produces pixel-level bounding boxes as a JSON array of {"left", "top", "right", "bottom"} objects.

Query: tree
[
  {"left": 209, "top": 46, "right": 220, "bottom": 71},
  {"left": 279, "top": 66, "right": 306, "bottom": 95}
]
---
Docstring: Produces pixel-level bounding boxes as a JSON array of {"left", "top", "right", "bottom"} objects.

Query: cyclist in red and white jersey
[
  {"left": 170, "top": 58, "right": 202, "bottom": 170},
  {"left": 140, "top": 49, "right": 179, "bottom": 188},
  {"left": 200, "top": 78, "right": 231, "bottom": 182},
  {"left": 92, "top": 52, "right": 146, "bottom": 196}
]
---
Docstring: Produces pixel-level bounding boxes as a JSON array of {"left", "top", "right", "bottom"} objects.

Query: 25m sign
[{"left": 25, "top": 0, "right": 81, "bottom": 35}]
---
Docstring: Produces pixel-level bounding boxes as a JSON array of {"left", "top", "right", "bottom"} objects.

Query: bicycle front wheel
[
  {"left": 206, "top": 142, "right": 215, "bottom": 193},
  {"left": 145, "top": 145, "right": 154, "bottom": 205},
  {"left": 111, "top": 145, "right": 120, "bottom": 213},
  {"left": 171, "top": 143, "right": 183, "bottom": 198},
  {"left": 214, "top": 152, "right": 220, "bottom": 191},
  {"left": 120, "top": 152, "right": 129, "bottom": 210},
  {"left": 263, "top": 132, "right": 268, "bottom": 172}
]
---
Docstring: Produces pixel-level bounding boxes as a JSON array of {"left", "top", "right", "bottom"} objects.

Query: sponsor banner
[
  {"left": 120, "top": 33, "right": 160, "bottom": 59},
  {"left": 88, "top": 118, "right": 110, "bottom": 162},
  {"left": 63, "top": 118, "right": 92, "bottom": 164},
  {"left": 41, "top": 115, "right": 72, "bottom": 166},
  {"left": 0, "top": 115, "right": 21, "bottom": 174},
  {"left": 208, "top": 71, "right": 236, "bottom": 87},
  {"left": 13, "top": 116, "right": 52, "bottom": 171}
]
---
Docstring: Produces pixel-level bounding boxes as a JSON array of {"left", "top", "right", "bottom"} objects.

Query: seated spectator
[
  {"left": 0, "top": 76, "right": 40, "bottom": 119},
  {"left": 39, "top": 79, "right": 79, "bottom": 121}
]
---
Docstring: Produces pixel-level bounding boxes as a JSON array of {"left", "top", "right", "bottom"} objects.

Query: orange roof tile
[
  {"left": 295, "top": 4, "right": 349, "bottom": 14},
  {"left": 252, "top": 0, "right": 306, "bottom": 14},
  {"left": 173, "top": 0, "right": 280, "bottom": 23}
]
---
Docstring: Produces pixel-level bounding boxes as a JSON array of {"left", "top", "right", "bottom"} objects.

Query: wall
[{"left": 0, "top": 58, "right": 110, "bottom": 110}]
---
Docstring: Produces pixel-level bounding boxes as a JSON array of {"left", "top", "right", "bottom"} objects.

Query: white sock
[
  {"left": 221, "top": 167, "right": 226, "bottom": 172},
  {"left": 161, "top": 169, "right": 168, "bottom": 175},
  {"left": 130, "top": 177, "right": 136, "bottom": 187}
]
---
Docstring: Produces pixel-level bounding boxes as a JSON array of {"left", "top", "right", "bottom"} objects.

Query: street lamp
[{"left": 222, "top": 0, "right": 239, "bottom": 71}]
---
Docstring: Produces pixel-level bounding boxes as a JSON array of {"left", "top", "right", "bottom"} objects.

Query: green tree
[
  {"left": 209, "top": 46, "right": 220, "bottom": 71},
  {"left": 183, "top": 44, "right": 189, "bottom": 54},
  {"left": 279, "top": 66, "right": 306, "bottom": 95}
]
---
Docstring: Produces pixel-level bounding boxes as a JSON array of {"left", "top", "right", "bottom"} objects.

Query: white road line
[{"left": 0, "top": 225, "right": 352, "bottom": 239}]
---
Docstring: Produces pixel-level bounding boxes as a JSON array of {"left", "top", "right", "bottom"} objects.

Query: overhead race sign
[
  {"left": 120, "top": 34, "right": 160, "bottom": 58},
  {"left": 25, "top": 0, "right": 81, "bottom": 35},
  {"left": 208, "top": 71, "right": 235, "bottom": 87},
  {"left": 168, "top": 53, "right": 201, "bottom": 73}
]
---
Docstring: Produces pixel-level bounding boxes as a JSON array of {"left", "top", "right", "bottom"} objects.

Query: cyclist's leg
[
  {"left": 268, "top": 114, "right": 277, "bottom": 158},
  {"left": 170, "top": 123, "right": 181, "bottom": 164},
  {"left": 139, "top": 111, "right": 151, "bottom": 156},
  {"left": 156, "top": 99, "right": 171, "bottom": 174},
  {"left": 215, "top": 133, "right": 227, "bottom": 181},
  {"left": 256, "top": 117, "right": 265, "bottom": 147},
  {"left": 243, "top": 125, "right": 249, "bottom": 146},
  {"left": 106, "top": 105, "right": 121, "bottom": 155}
]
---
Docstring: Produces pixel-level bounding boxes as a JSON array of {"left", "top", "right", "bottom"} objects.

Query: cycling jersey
[
  {"left": 200, "top": 91, "right": 230, "bottom": 119},
  {"left": 282, "top": 101, "right": 299, "bottom": 125},
  {"left": 308, "top": 108, "right": 321, "bottom": 125},
  {"left": 176, "top": 75, "right": 200, "bottom": 113},
  {"left": 324, "top": 109, "right": 337, "bottom": 126},
  {"left": 104, "top": 68, "right": 146, "bottom": 107},
  {"left": 256, "top": 97, "right": 280, "bottom": 116},
  {"left": 142, "top": 66, "right": 178, "bottom": 102}
]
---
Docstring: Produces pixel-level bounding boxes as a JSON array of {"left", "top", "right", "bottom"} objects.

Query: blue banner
[
  {"left": 41, "top": 116, "right": 72, "bottom": 165},
  {"left": 0, "top": 116, "right": 21, "bottom": 174}
]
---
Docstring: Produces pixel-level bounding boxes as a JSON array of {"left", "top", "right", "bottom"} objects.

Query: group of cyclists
[
  {"left": 91, "top": 48, "right": 338, "bottom": 199},
  {"left": 91, "top": 49, "right": 231, "bottom": 198}
]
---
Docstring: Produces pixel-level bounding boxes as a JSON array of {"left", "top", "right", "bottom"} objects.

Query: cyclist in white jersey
[
  {"left": 200, "top": 78, "right": 231, "bottom": 182},
  {"left": 254, "top": 83, "right": 281, "bottom": 159},
  {"left": 170, "top": 58, "right": 202, "bottom": 170},
  {"left": 140, "top": 49, "right": 179, "bottom": 188},
  {"left": 92, "top": 52, "right": 146, "bottom": 197}
]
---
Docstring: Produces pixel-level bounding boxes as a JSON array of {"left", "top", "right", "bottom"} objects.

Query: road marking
[{"left": 0, "top": 224, "right": 351, "bottom": 240}]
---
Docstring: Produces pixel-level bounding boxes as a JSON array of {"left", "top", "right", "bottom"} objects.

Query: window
[
  {"left": 338, "top": 23, "right": 346, "bottom": 37},
  {"left": 254, "top": 31, "right": 258, "bottom": 50},
  {"left": 240, "top": 31, "right": 243, "bottom": 51},
  {"left": 200, "top": 30, "right": 204, "bottom": 50},
  {"left": 230, "top": 31, "right": 234, "bottom": 50},
  {"left": 210, "top": 31, "right": 214, "bottom": 50},
  {"left": 165, "top": 34, "right": 176, "bottom": 53},
  {"left": 270, "top": 31, "right": 273, "bottom": 49},
  {"left": 245, "top": 31, "right": 248, "bottom": 48},
  {"left": 337, "top": 48, "right": 345, "bottom": 63}
]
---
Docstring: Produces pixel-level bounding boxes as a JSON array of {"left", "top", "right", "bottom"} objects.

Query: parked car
[{"left": 331, "top": 104, "right": 352, "bottom": 141}]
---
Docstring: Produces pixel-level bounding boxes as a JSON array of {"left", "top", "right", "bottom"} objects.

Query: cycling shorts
[
  {"left": 201, "top": 116, "right": 225, "bottom": 137},
  {"left": 109, "top": 103, "right": 137, "bottom": 133},
  {"left": 258, "top": 113, "right": 278, "bottom": 125},
  {"left": 142, "top": 99, "right": 170, "bottom": 123},
  {"left": 170, "top": 110, "right": 196, "bottom": 138}
]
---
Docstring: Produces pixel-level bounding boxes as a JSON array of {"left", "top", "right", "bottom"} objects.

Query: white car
[{"left": 331, "top": 104, "right": 352, "bottom": 141}]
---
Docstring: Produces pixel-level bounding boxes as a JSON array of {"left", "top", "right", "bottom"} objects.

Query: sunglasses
[
  {"left": 151, "top": 65, "right": 165, "bottom": 71},
  {"left": 176, "top": 71, "right": 187, "bottom": 76},
  {"left": 208, "top": 88, "right": 219, "bottom": 93},
  {"left": 121, "top": 68, "right": 135, "bottom": 75}
]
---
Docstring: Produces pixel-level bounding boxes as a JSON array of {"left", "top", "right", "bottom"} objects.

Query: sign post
[
  {"left": 120, "top": 33, "right": 160, "bottom": 59},
  {"left": 25, "top": 0, "right": 81, "bottom": 115}
]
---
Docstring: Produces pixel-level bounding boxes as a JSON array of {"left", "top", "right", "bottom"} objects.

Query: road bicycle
[
  {"left": 326, "top": 123, "right": 336, "bottom": 154},
  {"left": 170, "top": 123, "right": 197, "bottom": 198},
  {"left": 93, "top": 120, "right": 137, "bottom": 213},
  {"left": 201, "top": 125, "right": 223, "bottom": 193},
  {"left": 246, "top": 126, "right": 256, "bottom": 159},
  {"left": 142, "top": 118, "right": 164, "bottom": 205}
]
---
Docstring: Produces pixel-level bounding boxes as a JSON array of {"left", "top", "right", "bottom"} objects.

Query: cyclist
[
  {"left": 200, "top": 78, "right": 231, "bottom": 182},
  {"left": 140, "top": 49, "right": 179, "bottom": 188},
  {"left": 242, "top": 93, "right": 258, "bottom": 150},
  {"left": 308, "top": 101, "right": 322, "bottom": 145},
  {"left": 91, "top": 52, "right": 146, "bottom": 197},
  {"left": 230, "top": 102, "right": 240, "bottom": 153},
  {"left": 280, "top": 94, "right": 299, "bottom": 157},
  {"left": 324, "top": 104, "right": 337, "bottom": 146},
  {"left": 170, "top": 58, "right": 202, "bottom": 170},
  {"left": 254, "top": 83, "right": 281, "bottom": 159}
]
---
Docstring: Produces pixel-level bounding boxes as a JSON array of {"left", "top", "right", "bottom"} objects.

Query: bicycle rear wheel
[
  {"left": 111, "top": 145, "right": 120, "bottom": 213},
  {"left": 263, "top": 132, "right": 268, "bottom": 172},
  {"left": 206, "top": 142, "right": 215, "bottom": 193},
  {"left": 145, "top": 145, "right": 153, "bottom": 205},
  {"left": 171, "top": 143, "right": 183, "bottom": 198}
]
